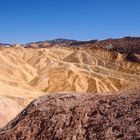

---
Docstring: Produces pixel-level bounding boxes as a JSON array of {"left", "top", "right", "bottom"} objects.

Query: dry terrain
[
  {"left": 0, "top": 37, "right": 140, "bottom": 128},
  {"left": 0, "top": 93, "right": 139, "bottom": 140}
]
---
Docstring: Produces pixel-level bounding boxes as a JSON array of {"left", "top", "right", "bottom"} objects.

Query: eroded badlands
[{"left": 0, "top": 38, "right": 140, "bottom": 127}]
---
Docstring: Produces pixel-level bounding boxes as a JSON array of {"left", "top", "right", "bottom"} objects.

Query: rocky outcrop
[
  {"left": 26, "top": 37, "right": 140, "bottom": 54},
  {"left": 0, "top": 93, "right": 140, "bottom": 140}
]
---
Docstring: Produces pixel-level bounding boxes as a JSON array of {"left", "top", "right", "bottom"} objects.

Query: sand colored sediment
[{"left": 0, "top": 46, "right": 140, "bottom": 127}]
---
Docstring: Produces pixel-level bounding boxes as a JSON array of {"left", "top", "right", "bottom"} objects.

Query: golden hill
[{"left": 0, "top": 40, "right": 140, "bottom": 127}]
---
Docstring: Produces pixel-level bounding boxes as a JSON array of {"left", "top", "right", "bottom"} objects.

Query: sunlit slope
[
  {"left": 0, "top": 47, "right": 44, "bottom": 127},
  {"left": 0, "top": 46, "right": 140, "bottom": 127},
  {"left": 1, "top": 46, "right": 140, "bottom": 94},
  {"left": 12, "top": 46, "right": 140, "bottom": 93}
]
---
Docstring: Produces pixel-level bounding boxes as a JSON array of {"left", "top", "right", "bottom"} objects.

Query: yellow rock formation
[{"left": 0, "top": 46, "right": 140, "bottom": 127}]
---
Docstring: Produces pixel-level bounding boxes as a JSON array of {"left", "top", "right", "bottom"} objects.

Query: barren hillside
[
  {"left": 0, "top": 93, "right": 139, "bottom": 140},
  {"left": 0, "top": 37, "right": 140, "bottom": 128}
]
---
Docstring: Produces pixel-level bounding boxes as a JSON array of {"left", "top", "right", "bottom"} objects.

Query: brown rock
[{"left": 0, "top": 93, "right": 140, "bottom": 140}]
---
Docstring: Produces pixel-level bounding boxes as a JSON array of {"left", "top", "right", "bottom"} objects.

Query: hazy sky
[{"left": 0, "top": 0, "right": 140, "bottom": 43}]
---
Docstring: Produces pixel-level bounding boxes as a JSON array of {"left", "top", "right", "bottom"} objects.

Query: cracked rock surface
[{"left": 0, "top": 93, "right": 140, "bottom": 140}]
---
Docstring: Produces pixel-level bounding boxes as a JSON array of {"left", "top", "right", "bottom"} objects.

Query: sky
[{"left": 0, "top": 0, "right": 140, "bottom": 44}]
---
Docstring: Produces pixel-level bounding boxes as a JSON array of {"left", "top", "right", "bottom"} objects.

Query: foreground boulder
[{"left": 0, "top": 93, "right": 140, "bottom": 140}]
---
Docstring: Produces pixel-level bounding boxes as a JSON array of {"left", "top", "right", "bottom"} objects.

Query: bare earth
[
  {"left": 0, "top": 37, "right": 140, "bottom": 128},
  {"left": 0, "top": 93, "right": 139, "bottom": 140}
]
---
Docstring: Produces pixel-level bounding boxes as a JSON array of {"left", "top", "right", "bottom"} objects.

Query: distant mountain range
[
  {"left": 27, "top": 38, "right": 98, "bottom": 46},
  {"left": 25, "top": 37, "right": 140, "bottom": 56},
  {"left": 1, "top": 37, "right": 140, "bottom": 56}
]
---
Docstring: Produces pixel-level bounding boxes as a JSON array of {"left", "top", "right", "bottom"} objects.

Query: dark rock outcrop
[
  {"left": 0, "top": 93, "right": 140, "bottom": 140},
  {"left": 95, "top": 37, "right": 140, "bottom": 54}
]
